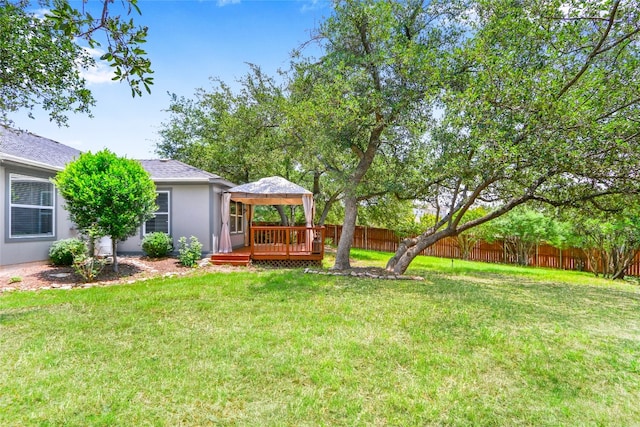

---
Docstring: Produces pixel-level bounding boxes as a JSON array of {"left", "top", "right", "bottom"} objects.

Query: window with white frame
[
  {"left": 229, "top": 201, "right": 243, "bottom": 234},
  {"left": 144, "top": 191, "right": 170, "bottom": 235},
  {"left": 9, "top": 174, "right": 55, "bottom": 238}
]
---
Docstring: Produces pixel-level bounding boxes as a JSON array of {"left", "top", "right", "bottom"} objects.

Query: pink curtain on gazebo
[
  {"left": 219, "top": 193, "right": 232, "bottom": 253},
  {"left": 302, "top": 194, "right": 314, "bottom": 251}
]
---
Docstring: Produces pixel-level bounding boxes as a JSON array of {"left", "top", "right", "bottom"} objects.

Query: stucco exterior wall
[
  {"left": 0, "top": 164, "right": 77, "bottom": 266},
  {"left": 119, "top": 182, "right": 225, "bottom": 255}
]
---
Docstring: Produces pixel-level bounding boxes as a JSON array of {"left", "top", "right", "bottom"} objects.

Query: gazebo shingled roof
[{"left": 227, "top": 176, "right": 312, "bottom": 205}]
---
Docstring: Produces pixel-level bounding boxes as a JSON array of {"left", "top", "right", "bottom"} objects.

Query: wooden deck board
[
  {"left": 214, "top": 226, "right": 325, "bottom": 262},
  {"left": 213, "top": 245, "right": 323, "bottom": 261}
]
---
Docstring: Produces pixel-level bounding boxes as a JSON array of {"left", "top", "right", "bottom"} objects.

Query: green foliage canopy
[
  {"left": 483, "top": 207, "right": 556, "bottom": 265},
  {"left": 157, "top": 68, "right": 295, "bottom": 185},
  {"left": 0, "top": 0, "right": 153, "bottom": 126}
]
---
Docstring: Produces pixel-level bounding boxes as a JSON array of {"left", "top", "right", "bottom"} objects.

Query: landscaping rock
[{"left": 304, "top": 268, "right": 424, "bottom": 281}]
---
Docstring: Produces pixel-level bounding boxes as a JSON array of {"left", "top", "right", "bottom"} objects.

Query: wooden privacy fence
[{"left": 325, "top": 224, "right": 640, "bottom": 276}]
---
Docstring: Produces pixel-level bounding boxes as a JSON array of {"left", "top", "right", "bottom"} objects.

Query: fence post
[
  {"left": 559, "top": 247, "right": 562, "bottom": 270},
  {"left": 364, "top": 226, "right": 368, "bottom": 250}
]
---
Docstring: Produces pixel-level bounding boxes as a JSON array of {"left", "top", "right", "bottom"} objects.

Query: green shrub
[
  {"left": 142, "top": 232, "right": 173, "bottom": 258},
  {"left": 49, "top": 238, "right": 87, "bottom": 266},
  {"left": 72, "top": 253, "right": 106, "bottom": 282},
  {"left": 178, "top": 236, "right": 203, "bottom": 267}
]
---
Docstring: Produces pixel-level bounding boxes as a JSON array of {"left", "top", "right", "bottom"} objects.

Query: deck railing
[{"left": 250, "top": 226, "right": 325, "bottom": 260}]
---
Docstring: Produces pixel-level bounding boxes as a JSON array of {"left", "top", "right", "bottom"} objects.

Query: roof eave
[
  {"left": 152, "top": 177, "right": 213, "bottom": 183},
  {"left": 210, "top": 177, "right": 236, "bottom": 188},
  {"left": 0, "top": 153, "right": 64, "bottom": 172}
]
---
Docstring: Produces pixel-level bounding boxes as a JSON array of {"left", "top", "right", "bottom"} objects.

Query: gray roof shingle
[
  {"left": 0, "top": 127, "right": 231, "bottom": 184},
  {"left": 0, "top": 126, "right": 81, "bottom": 169},
  {"left": 138, "top": 159, "right": 224, "bottom": 181}
]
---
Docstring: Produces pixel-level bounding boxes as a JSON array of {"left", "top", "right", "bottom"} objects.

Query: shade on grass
[{"left": 1, "top": 251, "right": 639, "bottom": 425}]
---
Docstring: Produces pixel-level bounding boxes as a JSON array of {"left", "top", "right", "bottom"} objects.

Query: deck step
[
  {"left": 210, "top": 259, "right": 250, "bottom": 267},
  {"left": 210, "top": 253, "right": 251, "bottom": 267}
]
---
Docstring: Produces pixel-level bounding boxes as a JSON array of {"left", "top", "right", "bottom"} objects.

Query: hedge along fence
[{"left": 325, "top": 224, "right": 640, "bottom": 276}]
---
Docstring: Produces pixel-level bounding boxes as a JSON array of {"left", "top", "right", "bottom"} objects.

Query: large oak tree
[
  {"left": 386, "top": 0, "right": 640, "bottom": 274},
  {"left": 290, "top": 0, "right": 452, "bottom": 269}
]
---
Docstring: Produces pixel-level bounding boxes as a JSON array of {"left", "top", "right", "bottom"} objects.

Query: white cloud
[
  {"left": 30, "top": 8, "right": 50, "bottom": 20},
  {"left": 217, "top": 0, "right": 241, "bottom": 6},
  {"left": 300, "top": 0, "right": 328, "bottom": 13},
  {"left": 79, "top": 47, "right": 116, "bottom": 85}
]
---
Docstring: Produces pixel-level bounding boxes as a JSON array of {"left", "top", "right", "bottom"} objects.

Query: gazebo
[{"left": 215, "top": 176, "right": 324, "bottom": 264}]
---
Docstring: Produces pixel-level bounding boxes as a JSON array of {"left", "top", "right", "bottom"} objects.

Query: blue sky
[{"left": 12, "top": 0, "right": 331, "bottom": 159}]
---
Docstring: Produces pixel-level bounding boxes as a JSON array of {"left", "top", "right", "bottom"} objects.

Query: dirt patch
[
  {"left": 0, "top": 256, "right": 251, "bottom": 293},
  {"left": 305, "top": 266, "right": 424, "bottom": 281}
]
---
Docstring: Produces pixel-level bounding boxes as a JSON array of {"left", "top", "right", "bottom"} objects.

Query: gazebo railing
[{"left": 250, "top": 226, "right": 325, "bottom": 259}]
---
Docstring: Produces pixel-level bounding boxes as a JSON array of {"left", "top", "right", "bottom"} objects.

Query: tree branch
[{"left": 556, "top": 0, "right": 620, "bottom": 100}]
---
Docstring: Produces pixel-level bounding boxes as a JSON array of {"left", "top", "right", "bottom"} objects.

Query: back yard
[{"left": 1, "top": 250, "right": 639, "bottom": 425}]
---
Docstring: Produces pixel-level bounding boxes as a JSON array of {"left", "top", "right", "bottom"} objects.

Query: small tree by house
[{"left": 54, "top": 149, "right": 157, "bottom": 272}]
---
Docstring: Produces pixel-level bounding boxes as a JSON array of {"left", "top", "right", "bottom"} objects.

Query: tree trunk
[
  {"left": 611, "top": 248, "right": 638, "bottom": 280},
  {"left": 111, "top": 237, "right": 118, "bottom": 273},
  {"left": 313, "top": 171, "right": 321, "bottom": 197},
  {"left": 387, "top": 227, "right": 457, "bottom": 274},
  {"left": 456, "top": 234, "right": 477, "bottom": 261},
  {"left": 88, "top": 236, "right": 96, "bottom": 257},
  {"left": 583, "top": 248, "right": 601, "bottom": 277},
  {"left": 612, "top": 268, "right": 626, "bottom": 280},
  {"left": 318, "top": 203, "right": 331, "bottom": 226},
  {"left": 328, "top": 118, "right": 383, "bottom": 269},
  {"left": 318, "top": 192, "right": 340, "bottom": 226},
  {"left": 275, "top": 205, "right": 289, "bottom": 226},
  {"left": 333, "top": 195, "right": 359, "bottom": 270}
]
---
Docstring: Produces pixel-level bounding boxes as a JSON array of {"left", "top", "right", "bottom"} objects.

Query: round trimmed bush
[
  {"left": 142, "top": 232, "right": 173, "bottom": 258},
  {"left": 49, "top": 238, "right": 87, "bottom": 266}
]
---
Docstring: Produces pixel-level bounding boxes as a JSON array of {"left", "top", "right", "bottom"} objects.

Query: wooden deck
[{"left": 211, "top": 226, "right": 325, "bottom": 265}]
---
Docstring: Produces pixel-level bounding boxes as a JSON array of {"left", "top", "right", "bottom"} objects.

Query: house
[{"left": 0, "top": 126, "right": 241, "bottom": 266}]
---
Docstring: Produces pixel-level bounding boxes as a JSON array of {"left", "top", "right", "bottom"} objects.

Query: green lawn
[{"left": 1, "top": 250, "right": 639, "bottom": 426}]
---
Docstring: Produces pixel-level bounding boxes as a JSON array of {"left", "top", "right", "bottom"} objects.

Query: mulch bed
[{"left": 0, "top": 256, "right": 203, "bottom": 293}]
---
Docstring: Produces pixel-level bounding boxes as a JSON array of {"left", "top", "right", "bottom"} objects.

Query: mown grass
[{"left": 1, "top": 250, "right": 639, "bottom": 425}]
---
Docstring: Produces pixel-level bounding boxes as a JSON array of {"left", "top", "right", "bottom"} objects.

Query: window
[
  {"left": 230, "top": 201, "right": 243, "bottom": 234},
  {"left": 9, "top": 174, "right": 55, "bottom": 238},
  {"left": 144, "top": 191, "right": 170, "bottom": 235}
]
